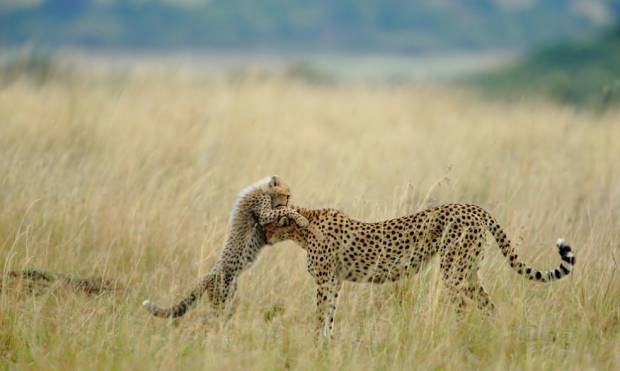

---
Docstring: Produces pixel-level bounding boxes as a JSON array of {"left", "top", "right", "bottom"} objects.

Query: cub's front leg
[{"left": 255, "top": 195, "right": 309, "bottom": 227}]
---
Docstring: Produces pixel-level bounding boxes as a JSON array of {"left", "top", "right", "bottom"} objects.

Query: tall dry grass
[{"left": 0, "top": 72, "right": 619, "bottom": 370}]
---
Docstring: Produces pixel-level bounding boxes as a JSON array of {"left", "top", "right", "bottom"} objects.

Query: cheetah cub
[{"left": 143, "top": 175, "right": 309, "bottom": 319}]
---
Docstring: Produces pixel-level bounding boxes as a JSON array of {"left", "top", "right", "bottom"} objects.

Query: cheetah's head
[{"left": 264, "top": 216, "right": 298, "bottom": 245}]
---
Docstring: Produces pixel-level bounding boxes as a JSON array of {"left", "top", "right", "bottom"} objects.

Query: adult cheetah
[
  {"left": 143, "top": 176, "right": 310, "bottom": 319},
  {"left": 264, "top": 204, "right": 575, "bottom": 339}
]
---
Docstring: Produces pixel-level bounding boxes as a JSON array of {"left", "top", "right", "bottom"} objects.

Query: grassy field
[{"left": 0, "top": 72, "right": 619, "bottom": 370}]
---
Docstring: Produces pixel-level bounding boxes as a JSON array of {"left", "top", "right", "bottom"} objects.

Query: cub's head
[{"left": 264, "top": 175, "right": 291, "bottom": 208}]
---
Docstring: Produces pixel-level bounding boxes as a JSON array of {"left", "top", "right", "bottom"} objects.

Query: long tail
[
  {"left": 142, "top": 274, "right": 213, "bottom": 318},
  {"left": 1, "top": 268, "right": 119, "bottom": 295},
  {"left": 481, "top": 211, "right": 575, "bottom": 282}
]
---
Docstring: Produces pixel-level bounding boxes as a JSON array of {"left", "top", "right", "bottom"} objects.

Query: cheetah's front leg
[{"left": 315, "top": 278, "right": 342, "bottom": 341}]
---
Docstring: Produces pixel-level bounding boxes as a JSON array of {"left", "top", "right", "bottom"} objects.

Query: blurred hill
[
  {"left": 1, "top": 0, "right": 619, "bottom": 52},
  {"left": 473, "top": 23, "right": 620, "bottom": 108}
]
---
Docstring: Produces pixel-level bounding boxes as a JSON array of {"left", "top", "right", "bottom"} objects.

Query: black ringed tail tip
[{"left": 556, "top": 238, "right": 575, "bottom": 265}]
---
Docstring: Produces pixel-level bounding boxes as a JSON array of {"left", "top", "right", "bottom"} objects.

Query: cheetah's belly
[{"left": 337, "top": 239, "right": 429, "bottom": 283}]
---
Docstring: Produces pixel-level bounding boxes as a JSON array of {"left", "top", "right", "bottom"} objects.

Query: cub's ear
[{"left": 269, "top": 175, "right": 280, "bottom": 187}]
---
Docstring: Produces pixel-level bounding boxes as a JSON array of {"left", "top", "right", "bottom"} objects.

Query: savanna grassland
[{"left": 0, "top": 70, "right": 619, "bottom": 370}]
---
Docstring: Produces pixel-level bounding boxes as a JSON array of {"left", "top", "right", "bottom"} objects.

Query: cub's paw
[
  {"left": 296, "top": 216, "right": 309, "bottom": 228},
  {"left": 277, "top": 216, "right": 291, "bottom": 227}
]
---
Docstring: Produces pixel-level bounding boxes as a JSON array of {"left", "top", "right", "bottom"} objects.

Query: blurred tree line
[{"left": 474, "top": 20, "right": 620, "bottom": 109}]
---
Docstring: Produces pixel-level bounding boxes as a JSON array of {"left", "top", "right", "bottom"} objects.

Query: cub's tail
[
  {"left": 143, "top": 274, "right": 212, "bottom": 318},
  {"left": 482, "top": 211, "right": 575, "bottom": 282}
]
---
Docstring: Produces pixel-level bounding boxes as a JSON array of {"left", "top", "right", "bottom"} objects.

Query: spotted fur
[
  {"left": 143, "top": 176, "right": 309, "bottom": 319},
  {"left": 265, "top": 203, "right": 575, "bottom": 339}
]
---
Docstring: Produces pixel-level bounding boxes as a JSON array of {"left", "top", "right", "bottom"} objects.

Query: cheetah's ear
[{"left": 269, "top": 175, "right": 280, "bottom": 187}]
